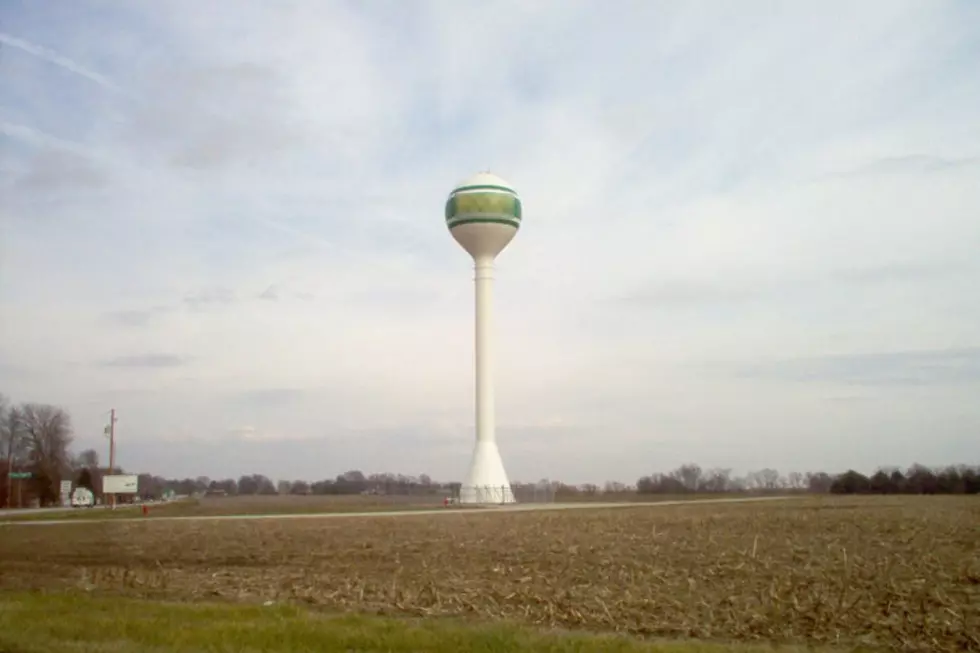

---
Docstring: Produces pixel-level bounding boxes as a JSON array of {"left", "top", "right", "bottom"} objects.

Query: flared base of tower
[{"left": 459, "top": 440, "right": 516, "bottom": 504}]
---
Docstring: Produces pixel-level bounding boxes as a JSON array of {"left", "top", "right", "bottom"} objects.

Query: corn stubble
[{"left": 1, "top": 496, "right": 977, "bottom": 651}]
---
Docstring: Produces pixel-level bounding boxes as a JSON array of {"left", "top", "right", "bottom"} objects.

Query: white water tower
[{"left": 445, "top": 172, "right": 522, "bottom": 504}]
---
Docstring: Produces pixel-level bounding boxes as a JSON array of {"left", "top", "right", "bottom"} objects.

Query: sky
[{"left": 1, "top": 0, "right": 978, "bottom": 484}]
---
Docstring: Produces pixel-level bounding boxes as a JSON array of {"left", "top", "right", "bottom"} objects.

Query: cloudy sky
[{"left": 1, "top": 1, "right": 978, "bottom": 484}]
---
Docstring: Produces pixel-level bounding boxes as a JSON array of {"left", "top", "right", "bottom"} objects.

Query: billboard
[{"left": 102, "top": 474, "right": 138, "bottom": 494}]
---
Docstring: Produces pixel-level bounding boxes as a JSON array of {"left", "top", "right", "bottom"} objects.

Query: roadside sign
[
  {"left": 103, "top": 474, "right": 138, "bottom": 494},
  {"left": 60, "top": 480, "right": 72, "bottom": 507},
  {"left": 9, "top": 472, "right": 31, "bottom": 479}
]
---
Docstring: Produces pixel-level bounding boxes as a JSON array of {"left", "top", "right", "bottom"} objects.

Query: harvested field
[
  {"left": 0, "top": 493, "right": 770, "bottom": 523},
  {"left": 180, "top": 492, "right": 449, "bottom": 513},
  {"left": 1, "top": 496, "right": 977, "bottom": 651}
]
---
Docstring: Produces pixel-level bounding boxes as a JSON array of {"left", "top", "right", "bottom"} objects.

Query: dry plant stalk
[{"left": 1, "top": 496, "right": 977, "bottom": 652}]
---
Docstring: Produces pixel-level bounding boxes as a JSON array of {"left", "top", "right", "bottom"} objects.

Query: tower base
[{"left": 459, "top": 440, "right": 516, "bottom": 504}]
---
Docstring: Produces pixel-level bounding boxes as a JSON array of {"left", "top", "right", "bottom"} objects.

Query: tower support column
[
  {"left": 474, "top": 257, "right": 495, "bottom": 447},
  {"left": 459, "top": 256, "right": 515, "bottom": 504}
]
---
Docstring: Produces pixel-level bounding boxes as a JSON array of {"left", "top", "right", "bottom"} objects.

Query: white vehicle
[{"left": 71, "top": 487, "right": 95, "bottom": 508}]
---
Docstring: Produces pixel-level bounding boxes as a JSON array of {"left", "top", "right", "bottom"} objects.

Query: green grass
[{"left": 0, "top": 592, "right": 845, "bottom": 653}]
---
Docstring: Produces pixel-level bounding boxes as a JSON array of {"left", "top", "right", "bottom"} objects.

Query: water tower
[{"left": 445, "top": 172, "right": 522, "bottom": 504}]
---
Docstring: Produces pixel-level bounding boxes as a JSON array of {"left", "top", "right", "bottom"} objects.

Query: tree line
[
  {"left": 132, "top": 470, "right": 452, "bottom": 501},
  {"left": 96, "top": 463, "right": 980, "bottom": 503},
  {"left": 633, "top": 463, "right": 980, "bottom": 495},
  {"left": 2, "top": 394, "right": 977, "bottom": 507}
]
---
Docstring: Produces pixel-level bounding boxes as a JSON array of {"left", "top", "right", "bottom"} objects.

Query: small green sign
[{"left": 9, "top": 472, "right": 31, "bottom": 480}]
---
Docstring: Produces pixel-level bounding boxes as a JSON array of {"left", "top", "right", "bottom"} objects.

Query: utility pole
[{"left": 107, "top": 409, "right": 117, "bottom": 509}]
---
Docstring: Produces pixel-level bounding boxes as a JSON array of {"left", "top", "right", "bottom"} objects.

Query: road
[
  {"left": 0, "top": 504, "right": 139, "bottom": 518},
  {"left": 0, "top": 495, "right": 797, "bottom": 527}
]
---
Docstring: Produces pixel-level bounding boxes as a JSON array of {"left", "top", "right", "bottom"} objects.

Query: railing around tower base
[{"left": 450, "top": 484, "right": 556, "bottom": 505}]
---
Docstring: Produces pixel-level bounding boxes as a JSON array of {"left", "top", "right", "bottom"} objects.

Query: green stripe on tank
[
  {"left": 447, "top": 216, "right": 521, "bottom": 228},
  {"left": 446, "top": 192, "right": 521, "bottom": 221},
  {"left": 452, "top": 184, "right": 518, "bottom": 195}
]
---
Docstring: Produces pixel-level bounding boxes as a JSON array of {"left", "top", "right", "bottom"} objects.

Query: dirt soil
[{"left": 1, "top": 495, "right": 977, "bottom": 651}]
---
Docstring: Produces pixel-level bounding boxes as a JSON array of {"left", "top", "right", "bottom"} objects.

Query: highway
[
  {"left": 0, "top": 504, "right": 138, "bottom": 518},
  {"left": 0, "top": 495, "right": 797, "bottom": 527}
]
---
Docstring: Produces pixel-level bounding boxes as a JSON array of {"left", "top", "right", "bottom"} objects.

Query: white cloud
[
  {"left": 1, "top": 1, "right": 978, "bottom": 483},
  {"left": 0, "top": 32, "right": 123, "bottom": 92}
]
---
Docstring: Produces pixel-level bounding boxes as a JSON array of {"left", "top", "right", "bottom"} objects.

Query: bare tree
[
  {"left": 1, "top": 397, "right": 26, "bottom": 464},
  {"left": 701, "top": 468, "right": 733, "bottom": 493},
  {"left": 76, "top": 448, "right": 100, "bottom": 469},
  {"left": 235, "top": 473, "right": 275, "bottom": 495},
  {"left": 290, "top": 480, "right": 310, "bottom": 495},
  {"left": 1, "top": 396, "right": 27, "bottom": 507},
  {"left": 21, "top": 404, "right": 73, "bottom": 466},
  {"left": 759, "top": 468, "right": 780, "bottom": 490},
  {"left": 806, "top": 471, "right": 833, "bottom": 493},
  {"left": 20, "top": 403, "right": 73, "bottom": 504},
  {"left": 677, "top": 464, "right": 703, "bottom": 491},
  {"left": 0, "top": 393, "right": 7, "bottom": 450},
  {"left": 238, "top": 474, "right": 259, "bottom": 495}
]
